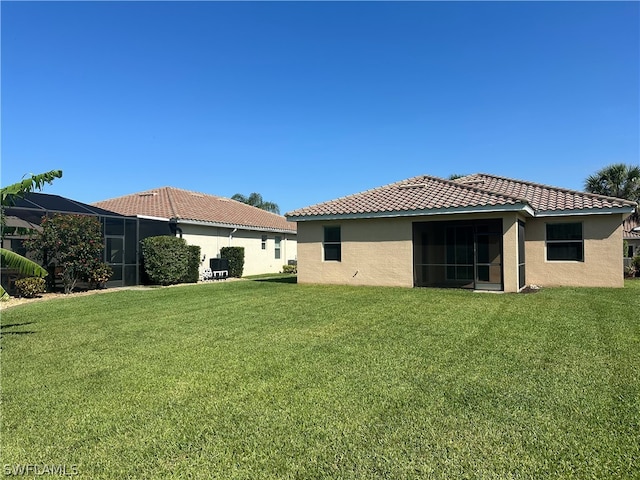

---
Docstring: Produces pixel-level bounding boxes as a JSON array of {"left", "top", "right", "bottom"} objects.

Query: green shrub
[
  {"left": 141, "top": 236, "right": 190, "bottom": 286},
  {"left": 88, "top": 262, "right": 113, "bottom": 289},
  {"left": 25, "top": 213, "right": 104, "bottom": 294},
  {"left": 220, "top": 247, "right": 244, "bottom": 278},
  {"left": 15, "top": 277, "right": 46, "bottom": 298},
  {"left": 282, "top": 264, "right": 297, "bottom": 274},
  {"left": 632, "top": 255, "right": 640, "bottom": 277},
  {"left": 182, "top": 245, "right": 202, "bottom": 283}
]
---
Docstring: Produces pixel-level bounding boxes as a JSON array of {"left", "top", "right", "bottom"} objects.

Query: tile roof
[
  {"left": 455, "top": 173, "right": 637, "bottom": 213},
  {"left": 286, "top": 173, "right": 637, "bottom": 220},
  {"left": 93, "top": 187, "right": 296, "bottom": 233},
  {"left": 624, "top": 216, "right": 640, "bottom": 240}
]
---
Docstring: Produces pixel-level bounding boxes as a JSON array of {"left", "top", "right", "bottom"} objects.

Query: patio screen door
[
  {"left": 413, "top": 219, "right": 503, "bottom": 291},
  {"left": 474, "top": 233, "right": 502, "bottom": 291}
]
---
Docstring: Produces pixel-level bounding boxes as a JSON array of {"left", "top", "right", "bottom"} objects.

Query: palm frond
[
  {"left": 1, "top": 170, "right": 63, "bottom": 206},
  {"left": 0, "top": 248, "right": 48, "bottom": 278}
]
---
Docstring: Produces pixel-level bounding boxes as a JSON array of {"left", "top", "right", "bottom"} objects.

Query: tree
[
  {"left": 584, "top": 163, "right": 640, "bottom": 203},
  {"left": 448, "top": 173, "right": 468, "bottom": 181},
  {"left": 231, "top": 192, "right": 280, "bottom": 214},
  {"left": 25, "top": 213, "right": 107, "bottom": 294},
  {"left": 0, "top": 170, "right": 63, "bottom": 298}
]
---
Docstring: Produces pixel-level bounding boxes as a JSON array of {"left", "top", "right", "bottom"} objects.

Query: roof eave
[
  {"left": 287, "top": 203, "right": 534, "bottom": 222},
  {"left": 176, "top": 218, "right": 296, "bottom": 234},
  {"left": 535, "top": 206, "right": 636, "bottom": 217}
]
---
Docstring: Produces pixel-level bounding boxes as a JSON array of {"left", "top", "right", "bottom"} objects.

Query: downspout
[
  {"left": 169, "top": 218, "right": 183, "bottom": 238},
  {"left": 229, "top": 228, "right": 237, "bottom": 246}
]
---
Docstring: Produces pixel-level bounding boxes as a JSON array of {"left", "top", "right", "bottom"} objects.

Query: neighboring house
[
  {"left": 286, "top": 173, "right": 637, "bottom": 292},
  {"left": 623, "top": 215, "right": 640, "bottom": 263},
  {"left": 93, "top": 187, "right": 297, "bottom": 277},
  {"left": 2, "top": 192, "right": 170, "bottom": 289}
]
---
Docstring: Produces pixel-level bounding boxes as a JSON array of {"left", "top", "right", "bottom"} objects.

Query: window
[
  {"left": 275, "top": 236, "right": 281, "bottom": 259},
  {"left": 546, "top": 223, "right": 583, "bottom": 261},
  {"left": 323, "top": 226, "right": 341, "bottom": 261},
  {"left": 261, "top": 235, "right": 267, "bottom": 250}
]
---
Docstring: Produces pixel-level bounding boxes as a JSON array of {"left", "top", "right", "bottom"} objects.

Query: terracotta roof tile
[
  {"left": 624, "top": 216, "right": 640, "bottom": 240},
  {"left": 456, "top": 173, "right": 637, "bottom": 212},
  {"left": 286, "top": 173, "right": 637, "bottom": 219},
  {"left": 286, "top": 175, "right": 528, "bottom": 218},
  {"left": 93, "top": 187, "right": 296, "bottom": 233}
]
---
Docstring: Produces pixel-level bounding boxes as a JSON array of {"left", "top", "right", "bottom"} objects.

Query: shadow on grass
[
  {"left": 0, "top": 322, "right": 36, "bottom": 338},
  {"left": 252, "top": 276, "right": 298, "bottom": 284}
]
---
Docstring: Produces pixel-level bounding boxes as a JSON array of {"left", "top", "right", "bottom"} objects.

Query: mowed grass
[{"left": 1, "top": 279, "right": 639, "bottom": 479}]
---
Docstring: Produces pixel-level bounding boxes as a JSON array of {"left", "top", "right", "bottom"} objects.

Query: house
[
  {"left": 285, "top": 173, "right": 637, "bottom": 292},
  {"left": 2, "top": 192, "right": 170, "bottom": 289},
  {"left": 623, "top": 215, "right": 640, "bottom": 265},
  {"left": 93, "top": 187, "right": 297, "bottom": 277}
]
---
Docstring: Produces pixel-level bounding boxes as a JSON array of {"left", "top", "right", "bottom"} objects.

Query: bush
[
  {"left": 182, "top": 245, "right": 202, "bottom": 283},
  {"left": 220, "top": 247, "right": 244, "bottom": 278},
  {"left": 282, "top": 264, "right": 297, "bottom": 274},
  {"left": 633, "top": 255, "right": 640, "bottom": 277},
  {"left": 15, "top": 277, "right": 46, "bottom": 298},
  {"left": 88, "top": 262, "right": 113, "bottom": 289},
  {"left": 141, "top": 236, "right": 190, "bottom": 285},
  {"left": 25, "top": 214, "right": 104, "bottom": 294}
]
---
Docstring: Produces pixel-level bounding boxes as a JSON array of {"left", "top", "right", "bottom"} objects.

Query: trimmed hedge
[
  {"left": 220, "top": 246, "right": 245, "bottom": 278},
  {"left": 141, "top": 236, "right": 190, "bottom": 286},
  {"left": 182, "top": 244, "right": 202, "bottom": 284}
]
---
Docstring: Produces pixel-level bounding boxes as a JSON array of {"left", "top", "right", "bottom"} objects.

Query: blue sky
[{"left": 2, "top": 1, "right": 638, "bottom": 215}]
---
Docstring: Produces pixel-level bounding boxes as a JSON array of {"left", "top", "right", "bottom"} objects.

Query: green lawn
[{"left": 1, "top": 280, "right": 639, "bottom": 479}]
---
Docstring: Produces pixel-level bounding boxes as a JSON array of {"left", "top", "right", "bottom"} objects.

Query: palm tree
[
  {"left": 231, "top": 192, "right": 280, "bottom": 214},
  {"left": 584, "top": 163, "right": 640, "bottom": 203},
  {"left": 1, "top": 170, "right": 63, "bottom": 297}
]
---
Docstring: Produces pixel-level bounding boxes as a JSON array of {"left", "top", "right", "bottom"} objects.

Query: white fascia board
[
  {"left": 288, "top": 203, "right": 534, "bottom": 222},
  {"left": 137, "top": 214, "right": 170, "bottom": 222},
  {"left": 177, "top": 218, "right": 296, "bottom": 234},
  {"left": 534, "top": 207, "right": 636, "bottom": 217}
]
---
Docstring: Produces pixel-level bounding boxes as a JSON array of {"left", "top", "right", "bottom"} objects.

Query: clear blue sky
[{"left": 2, "top": 1, "right": 639, "bottom": 215}]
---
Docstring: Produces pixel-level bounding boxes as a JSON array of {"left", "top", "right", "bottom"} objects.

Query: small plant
[
  {"left": 89, "top": 262, "right": 113, "bottom": 289},
  {"left": 14, "top": 277, "right": 46, "bottom": 298},
  {"left": 632, "top": 255, "right": 640, "bottom": 277},
  {"left": 282, "top": 264, "right": 297, "bottom": 274}
]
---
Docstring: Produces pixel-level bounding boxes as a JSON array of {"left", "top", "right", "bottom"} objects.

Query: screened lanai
[
  {"left": 2, "top": 192, "right": 169, "bottom": 289},
  {"left": 413, "top": 219, "right": 505, "bottom": 291}
]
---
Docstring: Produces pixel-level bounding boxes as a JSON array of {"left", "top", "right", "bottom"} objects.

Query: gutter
[
  {"left": 176, "top": 218, "right": 296, "bottom": 234},
  {"left": 135, "top": 215, "right": 296, "bottom": 234},
  {"left": 287, "top": 203, "right": 535, "bottom": 222}
]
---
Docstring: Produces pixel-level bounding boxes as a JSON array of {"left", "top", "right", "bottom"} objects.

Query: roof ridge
[
  {"left": 471, "top": 173, "right": 638, "bottom": 206},
  {"left": 165, "top": 186, "right": 225, "bottom": 199},
  {"left": 428, "top": 174, "right": 531, "bottom": 205}
]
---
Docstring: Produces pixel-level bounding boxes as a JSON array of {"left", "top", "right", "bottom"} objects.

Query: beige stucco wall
[
  {"left": 297, "top": 212, "right": 524, "bottom": 291},
  {"left": 297, "top": 217, "right": 414, "bottom": 287},
  {"left": 181, "top": 224, "right": 297, "bottom": 277},
  {"left": 297, "top": 212, "right": 625, "bottom": 290},
  {"left": 502, "top": 213, "right": 521, "bottom": 293},
  {"left": 524, "top": 214, "right": 625, "bottom": 288}
]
